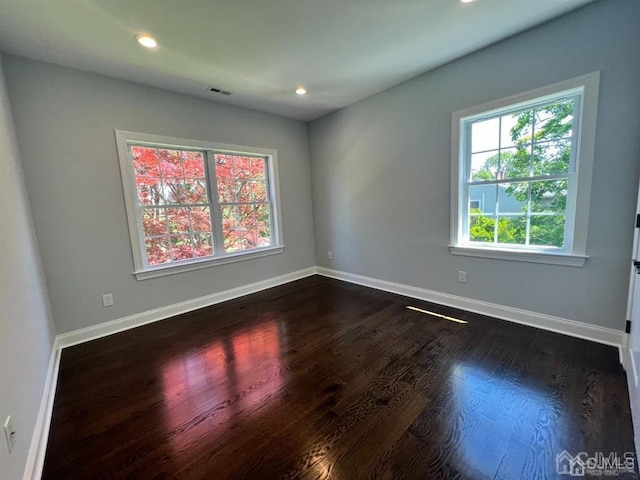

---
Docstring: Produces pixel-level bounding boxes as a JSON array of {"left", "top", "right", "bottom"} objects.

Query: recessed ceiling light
[
  {"left": 134, "top": 34, "right": 158, "bottom": 49},
  {"left": 295, "top": 87, "right": 307, "bottom": 95},
  {"left": 460, "top": 0, "right": 475, "bottom": 3}
]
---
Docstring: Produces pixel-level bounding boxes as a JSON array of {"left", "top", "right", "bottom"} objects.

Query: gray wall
[
  {"left": 309, "top": 0, "right": 640, "bottom": 330},
  {"left": 0, "top": 56, "right": 55, "bottom": 479},
  {"left": 3, "top": 57, "right": 316, "bottom": 334}
]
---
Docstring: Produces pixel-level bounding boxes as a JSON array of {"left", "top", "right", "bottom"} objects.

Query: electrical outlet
[
  {"left": 4, "top": 416, "right": 15, "bottom": 454},
  {"left": 327, "top": 251, "right": 333, "bottom": 260},
  {"left": 102, "top": 293, "right": 114, "bottom": 307},
  {"left": 458, "top": 271, "right": 467, "bottom": 283}
]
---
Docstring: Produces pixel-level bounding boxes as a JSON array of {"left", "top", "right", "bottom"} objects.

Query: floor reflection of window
[
  {"left": 232, "top": 320, "right": 282, "bottom": 410},
  {"left": 450, "top": 363, "right": 559, "bottom": 478},
  {"left": 161, "top": 341, "right": 231, "bottom": 451},
  {"left": 160, "top": 320, "right": 282, "bottom": 453}
]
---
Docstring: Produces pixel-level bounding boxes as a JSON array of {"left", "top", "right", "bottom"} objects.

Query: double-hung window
[
  {"left": 450, "top": 73, "right": 599, "bottom": 266},
  {"left": 115, "top": 131, "right": 283, "bottom": 279}
]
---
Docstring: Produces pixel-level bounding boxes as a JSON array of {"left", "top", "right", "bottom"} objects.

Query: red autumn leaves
[{"left": 132, "top": 146, "right": 271, "bottom": 266}]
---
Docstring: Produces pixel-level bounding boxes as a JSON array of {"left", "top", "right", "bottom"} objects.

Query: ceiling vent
[{"left": 208, "top": 86, "right": 232, "bottom": 95}]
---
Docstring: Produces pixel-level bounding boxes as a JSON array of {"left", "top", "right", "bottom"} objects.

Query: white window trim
[
  {"left": 449, "top": 72, "right": 600, "bottom": 267},
  {"left": 115, "top": 130, "right": 285, "bottom": 280}
]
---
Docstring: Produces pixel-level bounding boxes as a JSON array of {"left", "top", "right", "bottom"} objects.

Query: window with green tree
[{"left": 450, "top": 73, "right": 599, "bottom": 266}]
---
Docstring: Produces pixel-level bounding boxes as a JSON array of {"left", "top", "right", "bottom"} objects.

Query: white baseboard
[
  {"left": 56, "top": 267, "right": 317, "bottom": 349},
  {"left": 55, "top": 265, "right": 626, "bottom": 353},
  {"left": 316, "top": 267, "right": 626, "bottom": 350},
  {"left": 23, "top": 338, "right": 61, "bottom": 480}
]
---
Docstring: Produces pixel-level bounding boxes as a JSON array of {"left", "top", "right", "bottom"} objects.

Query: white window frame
[
  {"left": 115, "top": 131, "right": 285, "bottom": 280},
  {"left": 450, "top": 72, "right": 600, "bottom": 267}
]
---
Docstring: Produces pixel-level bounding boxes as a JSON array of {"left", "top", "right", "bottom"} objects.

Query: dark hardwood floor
[{"left": 43, "top": 276, "right": 637, "bottom": 479}]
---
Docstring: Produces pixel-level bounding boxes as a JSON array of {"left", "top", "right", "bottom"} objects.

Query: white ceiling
[{"left": 0, "top": 0, "right": 596, "bottom": 121}]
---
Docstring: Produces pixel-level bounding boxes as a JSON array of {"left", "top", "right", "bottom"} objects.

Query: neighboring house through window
[
  {"left": 115, "top": 131, "right": 284, "bottom": 279},
  {"left": 450, "top": 73, "right": 599, "bottom": 266}
]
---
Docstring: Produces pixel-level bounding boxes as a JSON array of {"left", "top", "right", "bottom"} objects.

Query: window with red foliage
[
  {"left": 215, "top": 154, "right": 272, "bottom": 253},
  {"left": 116, "top": 132, "right": 281, "bottom": 277},
  {"left": 133, "top": 146, "right": 213, "bottom": 265}
]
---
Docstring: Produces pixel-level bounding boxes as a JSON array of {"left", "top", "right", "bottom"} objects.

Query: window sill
[
  {"left": 448, "top": 245, "right": 587, "bottom": 267},
  {"left": 134, "top": 245, "right": 285, "bottom": 280}
]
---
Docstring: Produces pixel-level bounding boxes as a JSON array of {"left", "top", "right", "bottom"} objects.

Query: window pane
[
  {"left": 170, "top": 235, "right": 194, "bottom": 261},
  {"left": 255, "top": 204, "right": 272, "bottom": 247},
  {"left": 216, "top": 155, "right": 240, "bottom": 203},
  {"left": 500, "top": 114, "right": 519, "bottom": 149},
  {"left": 497, "top": 182, "right": 528, "bottom": 216},
  {"left": 159, "top": 149, "right": 184, "bottom": 178},
  {"left": 495, "top": 182, "right": 528, "bottom": 242},
  {"left": 216, "top": 178, "right": 236, "bottom": 203},
  {"left": 533, "top": 101, "right": 573, "bottom": 141},
  {"left": 131, "top": 146, "right": 210, "bottom": 207},
  {"left": 530, "top": 179, "right": 567, "bottom": 213},
  {"left": 167, "top": 207, "right": 190, "bottom": 234},
  {"left": 182, "top": 151, "right": 205, "bottom": 178},
  {"left": 217, "top": 154, "right": 255, "bottom": 179},
  {"left": 163, "top": 178, "right": 207, "bottom": 205},
  {"left": 222, "top": 205, "right": 271, "bottom": 253},
  {"left": 469, "top": 212, "right": 495, "bottom": 243},
  {"left": 145, "top": 236, "right": 170, "bottom": 265},
  {"left": 250, "top": 158, "right": 266, "bottom": 180},
  {"left": 234, "top": 156, "right": 253, "bottom": 179},
  {"left": 530, "top": 215, "right": 565, "bottom": 247},
  {"left": 215, "top": 154, "right": 269, "bottom": 204},
  {"left": 496, "top": 216, "right": 526, "bottom": 244},
  {"left": 471, "top": 118, "right": 499, "bottom": 153},
  {"left": 183, "top": 178, "right": 208, "bottom": 204},
  {"left": 137, "top": 183, "right": 153, "bottom": 206},
  {"left": 231, "top": 180, "right": 268, "bottom": 203},
  {"left": 252, "top": 181, "right": 267, "bottom": 202},
  {"left": 142, "top": 208, "right": 167, "bottom": 237},
  {"left": 163, "top": 179, "right": 186, "bottom": 204},
  {"left": 215, "top": 154, "right": 234, "bottom": 182},
  {"left": 532, "top": 139, "right": 571, "bottom": 176},
  {"left": 469, "top": 184, "right": 496, "bottom": 215},
  {"left": 236, "top": 181, "right": 253, "bottom": 203},
  {"left": 509, "top": 109, "right": 533, "bottom": 144},
  {"left": 498, "top": 182, "right": 529, "bottom": 216},
  {"left": 499, "top": 147, "right": 530, "bottom": 180},
  {"left": 222, "top": 206, "right": 242, "bottom": 253},
  {"left": 132, "top": 146, "right": 160, "bottom": 177},
  {"left": 136, "top": 177, "right": 164, "bottom": 206},
  {"left": 193, "top": 232, "right": 214, "bottom": 257},
  {"left": 189, "top": 206, "right": 212, "bottom": 233},
  {"left": 471, "top": 151, "right": 499, "bottom": 181}
]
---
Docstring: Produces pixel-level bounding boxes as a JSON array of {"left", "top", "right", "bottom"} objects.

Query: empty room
[{"left": 1, "top": 0, "right": 640, "bottom": 478}]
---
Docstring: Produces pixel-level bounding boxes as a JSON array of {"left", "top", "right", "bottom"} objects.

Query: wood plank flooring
[{"left": 42, "top": 276, "right": 638, "bottom": 479}]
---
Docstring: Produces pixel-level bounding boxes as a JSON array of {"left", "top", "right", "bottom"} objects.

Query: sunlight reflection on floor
[
  {"left": 451, "top": 362, "right": 556, "bottom": 478},
  {"left": 160, "top": 319, "right": 283, "bottom": 453}
]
